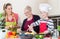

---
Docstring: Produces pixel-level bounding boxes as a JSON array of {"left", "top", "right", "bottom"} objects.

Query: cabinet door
[
  {"left": 58, "top": 19, "right": 60, "bottom": 25},
  {"left": 52, "top": 19, "right": 57, "bottom": 29}
]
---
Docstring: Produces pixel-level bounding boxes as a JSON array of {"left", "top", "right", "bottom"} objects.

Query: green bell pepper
[{"left": 57, "top": 26, "right": 60, "bottom": 31}]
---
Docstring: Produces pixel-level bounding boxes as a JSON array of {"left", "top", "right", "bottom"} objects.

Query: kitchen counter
[{"left": 0, "top": 29, "right": 58, "bottom": 39}]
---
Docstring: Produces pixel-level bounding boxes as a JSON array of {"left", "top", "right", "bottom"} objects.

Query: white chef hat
[{"left": 39, "top": 3, "right": 52, "bottom": 12}]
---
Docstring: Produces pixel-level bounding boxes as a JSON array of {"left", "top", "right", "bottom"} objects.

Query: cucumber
[{"left": 0, "top": 13, "right": 2, "bottom": 18}]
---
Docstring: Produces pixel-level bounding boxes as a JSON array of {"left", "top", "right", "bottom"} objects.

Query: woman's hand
[
  {"left": 12, "top": 25, "right": 20, "bottom": 28},
  {"left": 5, "top": 26, "right": 10, "bottom": 29},
  {"left": 9, "top": 25, "right": 13, "bottom": 28},
  {"left": 17, "top": 28, "right": 21, "bottom": 33},
  {"left": 9, "top": 25, "right": 16, "bottom": 28},
  {"left": 5, "top": 25, "right": 14, "bottom": 29}
]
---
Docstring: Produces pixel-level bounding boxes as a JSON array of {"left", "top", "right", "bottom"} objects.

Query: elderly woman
[
  {"left": 21, "top": 6, "right": 40, "bottom": 33},
  {"left": 3, "top": 3, "right": 20, "bottom": 32}
]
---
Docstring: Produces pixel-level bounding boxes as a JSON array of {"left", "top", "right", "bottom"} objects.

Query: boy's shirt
[{"left": 31, "top": 19, "right": 54, "bottom": 33}]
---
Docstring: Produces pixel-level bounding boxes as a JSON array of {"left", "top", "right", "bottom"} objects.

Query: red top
[{"left": 24, "top": 18, "right": 34, "bottom": 31}]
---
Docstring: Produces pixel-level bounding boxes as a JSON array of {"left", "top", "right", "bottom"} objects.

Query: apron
[
  {"left": 39, "top": 20, "right": 51, "bottom": 37},
  {"left": 39, "top": 21, "right": 47, "bottom": 33},
  {"left": 5, "top": 14, "right": 17, "bottom": 32}
]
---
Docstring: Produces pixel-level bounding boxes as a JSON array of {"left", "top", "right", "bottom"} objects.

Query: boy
[{"left": 28, "top": 3, "right": 54, "bottom": 35}]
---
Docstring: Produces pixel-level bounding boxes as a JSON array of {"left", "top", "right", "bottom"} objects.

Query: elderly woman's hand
[{"left": 28, "top": 25, "right": 34, "bottom": 31}]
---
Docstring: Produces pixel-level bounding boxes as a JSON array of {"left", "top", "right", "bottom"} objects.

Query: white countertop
[{"left": 0, "top": 29, "right": 58, "bottom": 39}]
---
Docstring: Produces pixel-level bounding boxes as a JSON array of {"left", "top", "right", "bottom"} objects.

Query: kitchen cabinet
[{"left": 49, "top": 16, "right": 60, "bottom": 29}]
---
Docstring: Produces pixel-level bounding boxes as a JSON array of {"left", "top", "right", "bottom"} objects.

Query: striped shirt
[{"left": 30, "top": 19, "right": 54, "bottom": 33}]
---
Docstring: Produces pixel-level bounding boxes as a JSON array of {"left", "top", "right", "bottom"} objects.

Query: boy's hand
[{"left": 44, "top": 30, "right": 49, "bottom": 34}]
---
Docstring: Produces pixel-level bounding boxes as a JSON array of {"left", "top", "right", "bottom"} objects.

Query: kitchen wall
[
  {"left": 0, "top": 0, "right": 48, "bottom": 23},
  {"left": 48, "top": 0, "right": 60, "bottom": 16},
  {"left": 0, "top": 0, "right": 60, "bottom": 25}
]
